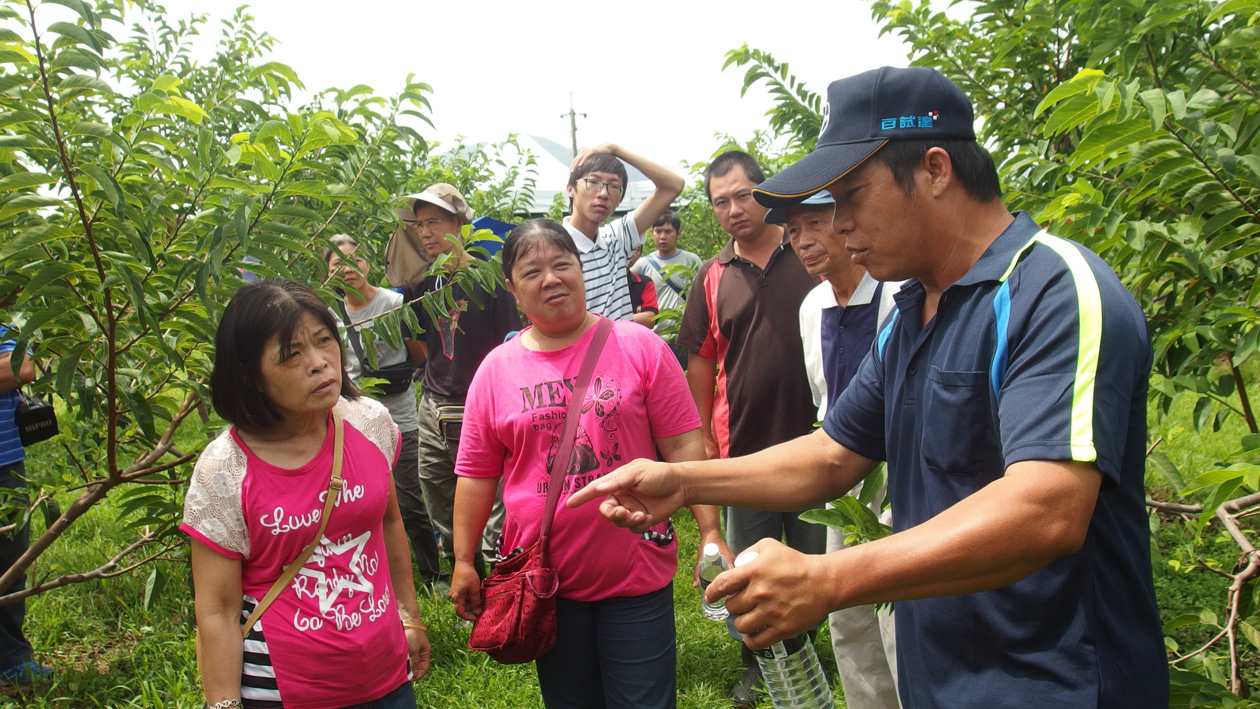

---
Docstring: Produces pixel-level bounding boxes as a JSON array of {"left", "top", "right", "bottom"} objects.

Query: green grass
[
  {"left": 0, "top": 493, "right": 841, "bottom": 708},
  {"left": 6, "top": 372, "right": 1260, "bottom": 706}
]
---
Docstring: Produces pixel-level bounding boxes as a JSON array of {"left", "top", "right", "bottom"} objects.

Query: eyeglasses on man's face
[
  {"left": 403, "top": 218, "right": 455, "bottom": 234},
  {"left": 581, "top": 177, "right": 624, "bottom": 197}
]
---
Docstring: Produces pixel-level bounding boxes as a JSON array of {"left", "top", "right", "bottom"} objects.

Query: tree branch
[
  {"left": 0, "top": 535, "right": 178, "bottom": 606},
  {"left": 1229, "top": 359, "right": 1258, "bottom": 434}
]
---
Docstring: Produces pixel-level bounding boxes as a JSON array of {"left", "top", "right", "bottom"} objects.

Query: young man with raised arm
[{"left": 562, "top": 144, "right": 684, "bottom": 322}]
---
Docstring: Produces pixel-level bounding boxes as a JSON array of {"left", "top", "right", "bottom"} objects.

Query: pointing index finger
[{"left": 565, "top": 472, "right": 619, "bottom": 508}]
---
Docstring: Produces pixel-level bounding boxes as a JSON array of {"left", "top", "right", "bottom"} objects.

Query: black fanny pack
[
  {"left": 16, "top": 391, "right": 58, "bottom": 446},
  {"left": 362, "top": 361, "right": 415, "bottom": 396}
]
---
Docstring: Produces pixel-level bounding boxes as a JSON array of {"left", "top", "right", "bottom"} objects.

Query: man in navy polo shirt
[{"left": 569, "top": 66, "right": 1167, "bottom": 707}]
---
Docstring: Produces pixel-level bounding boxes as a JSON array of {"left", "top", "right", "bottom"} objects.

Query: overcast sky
[{"left": 147, "top": 0, "right": 914, "bottom": 170}]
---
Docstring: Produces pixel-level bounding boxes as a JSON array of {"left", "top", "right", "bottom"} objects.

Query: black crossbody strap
[{"left": 335, "top": 300, "right": 368, "bottom": 366}]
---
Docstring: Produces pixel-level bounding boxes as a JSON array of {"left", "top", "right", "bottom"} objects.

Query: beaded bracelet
[
  {"left": 402, "top": 620, "right": 427, "bottom": 632},
  {"left": 205, "top": 700, "right": 243, "bottom": 709}
]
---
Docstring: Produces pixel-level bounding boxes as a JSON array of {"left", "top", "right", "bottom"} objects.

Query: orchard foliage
[
  {"left": 728, "top": 0, "right": 1260, "bottom": 698},
  {"left": 0, "top": 0, "right": 529, "bottom": 609}
]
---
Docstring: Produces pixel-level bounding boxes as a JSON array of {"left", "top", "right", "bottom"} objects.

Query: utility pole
[{"left": 561, "top": 93, "right": 586, "bottom": 160}]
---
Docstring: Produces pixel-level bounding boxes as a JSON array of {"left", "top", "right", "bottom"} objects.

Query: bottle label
[{"left": 752, "top": 633, "right": 809, "bottom": 659}]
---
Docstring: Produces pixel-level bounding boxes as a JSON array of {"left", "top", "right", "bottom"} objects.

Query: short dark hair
[
  {"left": 211, "top": 279, "right": 358, "bottom": 435},
  {"left": 704, "top": 151, "right": 766, "bottom": 202},
  {"left": 653, "top": 209, "right": 681, "bottom": 231},
  {"left": 568, "top": 153, "right": 628, "bottom": 190},
  {"left": 871, "top": 140, "right": 1002, "bottom": 202},
  {"left": 502, "top": 218, "right": 580, "bottom": 281}
]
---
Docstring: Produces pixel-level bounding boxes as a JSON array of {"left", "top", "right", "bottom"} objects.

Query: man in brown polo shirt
[{"left": 676, "top": 150, "right": 821, "bottom": 707}]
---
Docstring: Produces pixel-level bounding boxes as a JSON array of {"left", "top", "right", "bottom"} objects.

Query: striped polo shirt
[
  {"left": 563, "top": 213, "right": 644, "bottom": 322},
  {"left": 825, "top": 211, "right": 1166, "bottom": 707},
  {"left": 0, "top": 325, "right": 25, "bottom": 466}
]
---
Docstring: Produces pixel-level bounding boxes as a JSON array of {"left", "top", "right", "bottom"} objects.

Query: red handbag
[{"left": 468, "top": 317, "right": 614, "bottom": 664}]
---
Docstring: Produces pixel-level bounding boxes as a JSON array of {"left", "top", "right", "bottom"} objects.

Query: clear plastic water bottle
[
  {"left": 733, "top": 551, "right": 834, "bottom": 709},
  {"left": 753, "top": 633, "right": 834, "bottom": 708},
  {"left": 696, "top": 542, "right": 729, "bottom": 621}
]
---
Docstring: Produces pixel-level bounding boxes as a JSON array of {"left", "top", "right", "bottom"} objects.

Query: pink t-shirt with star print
[
  {"left": 456, "top": 318, "right": 701, "bottom": 602},
  {"left": 181, "top": 397, "right": 409, "bottom": 709}
]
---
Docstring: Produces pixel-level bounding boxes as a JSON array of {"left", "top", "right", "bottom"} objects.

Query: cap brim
[
  {"left": 764, "top": 207, "right": 789, "bottom": 225},
  {"left": 411, "top": 191, "right": 459, "bottom": 217},
  {"left": 753, "top": 140, "right": 887, "bottom": 208}
]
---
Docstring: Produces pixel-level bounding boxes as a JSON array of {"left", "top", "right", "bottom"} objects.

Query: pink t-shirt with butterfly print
[
  {"left": 181, "top": 397, "right": 410, "bottom": 709},
  {"left": 456, "top": 317, "right": 701, "bottom": 602}
]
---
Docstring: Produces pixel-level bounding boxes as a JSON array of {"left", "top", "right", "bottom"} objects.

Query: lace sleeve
[
  {"left": 338, "top": 397, "right": 399, "bottom": 464},
  {"left": 181, "top": 431, "right": 250, "bottom": 558}
]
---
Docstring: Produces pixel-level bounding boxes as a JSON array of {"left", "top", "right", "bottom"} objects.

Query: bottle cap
[
  {"left": 703, "top": 542, "right": 720, "bottom": 557},
  {"left": 734, "top": 551, "right": 759, "bottom": 567}
]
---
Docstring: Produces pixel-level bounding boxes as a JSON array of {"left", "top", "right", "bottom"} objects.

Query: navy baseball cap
[
  {"left": 753, "top": 66, "right": 975, "bottom": 208},
  {"left": 764, "top": 191, "right": 834, "bottom": 225}
]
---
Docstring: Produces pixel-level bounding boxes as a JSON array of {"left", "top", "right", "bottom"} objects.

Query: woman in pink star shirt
[{"left": 181, "top": 279, "right": 429, "bottom": 709}]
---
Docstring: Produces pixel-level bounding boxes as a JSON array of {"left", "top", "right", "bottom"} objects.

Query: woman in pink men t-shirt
[
  {"left": 181, "top": 280, "right": 429, "bottom": 709},
  {"left": 450, "top": 219, "right": 730, "bottom": 709}
]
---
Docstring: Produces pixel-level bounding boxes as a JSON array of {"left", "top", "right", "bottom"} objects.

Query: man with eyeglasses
[
  {"left": 675, "top": 150, "right": 820, "bottom": 708},
  {"left": 402, "top": 184, "right": 522, "bottom": 581},
  {"left": 562, "top": 143, "right": 684, "bottom": 323}
]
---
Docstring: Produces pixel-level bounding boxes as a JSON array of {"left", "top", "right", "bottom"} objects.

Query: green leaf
[
  {"left": 122, "top": 387, "right": 157, "bottom": 440},
  {"left": 1166, "top": 89, "right": 1187, "bottom": 120},
  {"left": 0, "top": 49, "right": 35, "bottom": 66},
  {"left": 1206, "top": 0, "right": 1260, "bottom": 22},
  {"left": 1180, "top": 466, "right": 1249, "bottom": 496},
  {"left": 1240, "top": 621, "right": 1260, "bottom": 651},
  {"left": 234, "top": 203, "right": 249, "bottom": 249},
  {"left": 0, "top": 172, "right": 54, "bottom": 193},
  {"left": 1164, "top": 613, "right": 1207, "bottom": 633},
  {"left": 57, "top": 73, "right": 111, "bottom": 94},
  {"left": 1042, "top": 92, "right": 1102, "bottom": 136},
  {"left": 1034, "top": 69, "right": 1104, "bottom": 118},
  {"left": 143, "top": 567, "right": 166, "bottom": 612},
  {"left": 55, "top": 341, "right": 88, "bottom": 401},
  {"left": 1136, "top": 89, "right": 1166, "bottom": 132},
  {"left": 1242, "top": 434, "right": 1260, "bottom": 452},
  {"left": 797, "top": 507, "right": 852, "bottom": 530},
  {"left": 68, "top": 121, "right": 110, "bottom": 139},
  {"left": 0, "top": 224, "right": 75, "bottom": 261},
  {"left": 276, "top": 180, "right": 333, "bottom": 199},
  {"left": 1193, "top": 396, "right": 1212, "bottom": 432},
  {"left": 151, "top": 74, "right": 181, "bottom": 92},
  {"left": 45, "top": 0, "right": 95, "bottom": 24},
  {"left": 1134, "top": 4, "right": 1192, "bottom": 35},
  {"left": 0, "top": 110, "right": 46, "bottom": 129},
  {"left": 256, "top": 119, "right": 290, "bottom": 143},
  {"left": 159, "top": 96, "right": 206, "bottom": 124},
  {"left": 16, "top": 261, "right": 91, "bottom": 307},
  {"left": 1216, "top": 25, "right": 1260, "bottom": 50},
  {"left": 0, "top": 194, "right": 66, "bottom": 220},
  {"left": 857, "top": 463, "right": 886, "bottom": 507},
  {"left": 46, "top": 21, "right": 102, "bottom": 54},
  {"left": 80, "top": 164, "right": 121, "bottom": 210},
  {"left": 39, "top": 497, "right": 61, "bottom": 529},
  {"left": 1148, "top": 451, "right": 1185, "bottom": 492}
]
